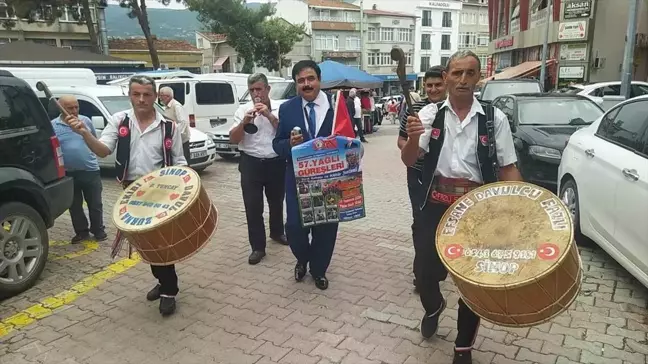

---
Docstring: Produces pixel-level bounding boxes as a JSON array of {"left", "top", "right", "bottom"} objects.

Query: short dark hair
[
  {"left": 292, "top": 60, "right": 321, "bottom": 81},
  {"left": 446, "top": 50, "right": 481, "bottom": 71},
  {"left": 424, "top": 65, "right": 445, "bottom": 81},
  {"left": 129, "top": 75, "right": 157, "bottom": 93},
  {"left": 248, "top": 73, "right": 269, "bottom": 86}
]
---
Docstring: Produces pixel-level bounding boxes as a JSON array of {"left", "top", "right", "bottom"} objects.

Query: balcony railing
[{"left": 311, "top": 16, "right": 360, "bottom": 23}]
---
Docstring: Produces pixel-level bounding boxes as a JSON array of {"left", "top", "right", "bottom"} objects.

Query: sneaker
[
  {"left": 452, "top": 350, "right": 472, "bottom": 364},
  {"left": 159, "top": 296, "right": 176, "bottom": 316},
  {"left": 420, "top": 298, "right": 447, "bottom": 339},
  {"left": 146, "top": 284, "right": 161, "bottom": 301},
  {"left": 93, "top": 231, "right": 108, "bottom": 242}
]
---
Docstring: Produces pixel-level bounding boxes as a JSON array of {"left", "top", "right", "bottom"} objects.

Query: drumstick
[{"left": 36, "top": 81, "right": 70, "bottom": 120}]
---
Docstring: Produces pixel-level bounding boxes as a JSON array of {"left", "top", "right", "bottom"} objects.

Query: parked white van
[
  {"left": 1, "top": 67, "right": 97, "bottom": 92},
  {"left": 39, "top": 85, "right": 217, "bottom": 171},
  {"left": 155, "top": 78, "right": 241, "bottom": 159}
]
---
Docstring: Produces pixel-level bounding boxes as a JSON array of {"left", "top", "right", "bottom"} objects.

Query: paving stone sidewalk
[{"left": 1, "top": 125, "right": 647, "bottom": 364}]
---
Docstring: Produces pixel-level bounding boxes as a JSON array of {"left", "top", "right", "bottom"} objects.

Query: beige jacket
[{"left": 163, "top": 99, "right": 190, "bottom": 144}]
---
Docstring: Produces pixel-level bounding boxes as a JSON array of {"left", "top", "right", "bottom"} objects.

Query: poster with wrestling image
[{"left": 292, "top": 136, "right": 366, "bottom": 227}]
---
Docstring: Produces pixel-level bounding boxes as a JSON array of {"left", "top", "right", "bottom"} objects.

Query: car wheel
[
  {"left": 218, "top": 153, "right": 237, "bottom": 160},
  {"left": 193, "top": 167, "right": 206, "bottom": 173},
  {"left": 559, "top": 179, "right": 588, "bottom": 246},
  {"left": 0, "top": 202, "right": 49, "bottom": 299}
]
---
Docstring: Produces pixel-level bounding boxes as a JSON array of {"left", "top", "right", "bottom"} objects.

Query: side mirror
[{"left": 91, "top": 116, "right": 105, "bottom": 130}]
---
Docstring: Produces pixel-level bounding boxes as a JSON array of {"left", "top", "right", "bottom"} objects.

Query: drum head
[
  {"left": 113, "top": 166, "right": 202, "bottom": 233},
  {"left": 436, "top": 181, "right": 574, "bottom": 289}
]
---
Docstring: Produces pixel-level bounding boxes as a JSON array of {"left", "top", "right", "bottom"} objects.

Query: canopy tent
[
  {"left": 478, "top": 60, "right": 557, "bottom": 86},
  {"left": 318, "top": 60, "right": 383, "bottom": 89}
]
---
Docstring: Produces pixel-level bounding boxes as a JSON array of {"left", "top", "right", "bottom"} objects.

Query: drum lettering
[
  {"left": 465, "top": 248, "right": 490, "bottom": 259},
  {"left": 528, "top": 188, "right": 542, "bottom": 200},
  {"left": 475, "top": 260, "right": 520, "bottom": 274},
  {"left": 541, "top": 198, "right": 569, "bottom": 230},
  {"left": 155, "top": 183, "right": 178, "bottom": 190},
  {"left": 441, "top": 226, "right": 456, "bottom": 236},
  {"left": 160, "top": 168, "right": 188, "bottom": 176}
]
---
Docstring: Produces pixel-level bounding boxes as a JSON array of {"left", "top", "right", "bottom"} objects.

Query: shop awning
[
  {"left": 480, "top": 60, "right": 556, "bottom": 85},
  {"left": 213, "top": 56, "right": 229, "bottom": 70}
]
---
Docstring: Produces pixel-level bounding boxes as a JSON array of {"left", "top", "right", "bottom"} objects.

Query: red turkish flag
[{"left": 332, "top": 90, "right": 356, "bottom": 139}]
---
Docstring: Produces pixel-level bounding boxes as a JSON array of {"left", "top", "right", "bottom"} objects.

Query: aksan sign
[
  {"left": 564, "top": 0, "right": 591, "bottom": 19},
  {"left": 495, "top": 37, "right": 514, "bottom": 49}
]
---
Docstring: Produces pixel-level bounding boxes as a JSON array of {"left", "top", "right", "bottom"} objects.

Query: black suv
[{"left": 0, "top": 70, "right": 74, "bottom": 298}]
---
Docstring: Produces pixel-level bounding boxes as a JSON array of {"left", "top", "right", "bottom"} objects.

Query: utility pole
[
  {"left": 620, "top": 0, "right": 640, "bottom": 99},
  {"left": 360, "top": 0, "right": 365, "bottom": 71},
  {"left": 540, "top": 0, "right": 551, "bottom": 91}
]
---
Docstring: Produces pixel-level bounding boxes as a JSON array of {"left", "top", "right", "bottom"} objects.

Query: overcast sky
[{"left": 107, "top": 0, "right": 270, "bottom": 10}]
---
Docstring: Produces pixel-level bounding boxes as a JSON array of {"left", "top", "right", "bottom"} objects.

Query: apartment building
[
  {"left": 487, "top": 0, "right": 648, "bottom": 88},
  {"left": 364, "top": 8, "right": 416, "bottom": 94},
  {"left": 416, "top": 1, "right": 462, "bottom": 83},
  {"left": 0, "top": 4, "right": 98, "bottom": 52},
  {"left": 458, "top": 0, "right": 490, "bottom": 77}
]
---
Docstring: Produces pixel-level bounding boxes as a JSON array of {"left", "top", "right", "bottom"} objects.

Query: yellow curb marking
[
  {"left": 0, "top": 254, "right": 140, "bottom": 339},
  {"left": 49, "top": 240, "right": 100, "bottom": 261}
]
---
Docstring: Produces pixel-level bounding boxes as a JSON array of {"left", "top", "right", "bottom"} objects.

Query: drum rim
[
  {"left": 112, "top": 166, "right": 203, "bottom": 233},
  {"left": 435, "top": 181, "right": 576, "bottom": 290}
]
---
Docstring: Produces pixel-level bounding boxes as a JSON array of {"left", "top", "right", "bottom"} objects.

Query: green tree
[
  {"left": 254, "top": 18, "right": 306, "bottom": 75},
  {"left": 118, "top": 0, "right": 183, "bottom": 69},
  {"left": 2, "top": 0, "right": 101, "bottom": 53},
  {"left": 186, "top": 0, "right": 273, "bottom": 73}
]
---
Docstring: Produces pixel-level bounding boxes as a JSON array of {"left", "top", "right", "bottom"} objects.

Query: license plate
[
  {"left": 215, "top": 143, "right": 229, "bottom": 149},
  {"left": 191, "top": 151, "right": 207, "bottom": 159}
]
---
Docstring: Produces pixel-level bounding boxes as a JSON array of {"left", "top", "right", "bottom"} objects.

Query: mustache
[{"left": 302, "top": 86, "right": 314, "bottom": 91}]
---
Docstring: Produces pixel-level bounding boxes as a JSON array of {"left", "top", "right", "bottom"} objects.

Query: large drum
[
  {"left": 113, "top": 166, "right": 218, "bottom": 265},
  {"left": 436, "top": 181, "right": 582, "bottom": 327}
]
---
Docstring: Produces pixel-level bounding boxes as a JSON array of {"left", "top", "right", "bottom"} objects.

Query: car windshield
[
  {"left": 517, "top": 98, "right": 604, "bottom": 125},
  {"left": 241, "top": 81, "right": 293, "bottom": 102},
  {"left": 481, "top": 82, "right": 542, "bottom": 101},
  {"left": 99, "top": 96, "right": 132, "bottom": 115}
]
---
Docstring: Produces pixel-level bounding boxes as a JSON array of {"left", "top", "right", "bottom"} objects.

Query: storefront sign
[
  {"left": 420, "top": 1, "right": 462, "bottom": 10},
  {"left": 530, "top": 7, "right": 551, "bottom": 29},
  {"left": 560, "top": 43, "right": 588, "bottom": 61},
  {"left": 559, "top": 66, "right": 585, "bottom": 79},
  {"left": 510, "top": 18, "right": 520, "bottom": 34},
  {"left": 495, "top": 37, "right": 514, "bottom": 49},
  {"left": 563, "top": 0, "right": 591, "bottom": 19},
  {"left": 558, "top": 21, "right": 587, "bottom": 40}
]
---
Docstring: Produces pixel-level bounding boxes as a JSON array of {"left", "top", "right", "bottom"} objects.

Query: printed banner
[{"left": 292, "top": 136, "right": 365, "bottom": 227}]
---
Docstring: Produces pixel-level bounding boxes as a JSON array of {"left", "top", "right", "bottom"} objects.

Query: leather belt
[
  {"left": 241, "top": 152, "right": 280, "bottom": 162},
  {"left": 429, "top": 177, "right": 481, "bottom": 206}
]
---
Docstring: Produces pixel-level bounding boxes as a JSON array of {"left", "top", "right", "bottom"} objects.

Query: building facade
[
  {"left": 487, "top": 0, "right": 648, "bottom": 88},
  {"left": 196, "top": 32, "right": 240, "bottom": 74},
  {"left": 363, "top": 8, "right": 416, "bottom": 94},
  {"left": 415, "top": 1, "right": 462, "bottom": 84},
  {"left": 458, "top": 0, "right": 490, "bottom": 77},
  {"left": 109, "top": 38, "right": 202, "bottom": 72},
  {"left": 0, "top": 4, "right": 99, "bottom": 52}
]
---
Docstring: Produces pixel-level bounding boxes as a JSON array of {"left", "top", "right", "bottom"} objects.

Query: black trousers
[
  {"left": 287, "top": 222, "right": 339, "bottom": 277},
  {"left": 414, "top": 202, "right": 481, "bottom": 349},
  {"left": 123, "top": 180, "right": 178, "bottom": 297},
  {"left": 67, "top": 170, "right": 104, "bottom": 236},
  {"left": 239, "top": 152, "right": 286, "bottom": 252},
  {"left": 406, "top": 167, "right": 422, "bottom": 275},
  {"left": 182, "top": 141, "right": 191, "bottom": 163},
  {"left": 353, "top": 118, "right": 365, "bottom": 140}
]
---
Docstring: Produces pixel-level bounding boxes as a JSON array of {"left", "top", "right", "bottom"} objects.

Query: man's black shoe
[
  {"left": 420, "top": 298, "right": 446, "bottom": 339},
  {"left": 361, "top": 138, "right": 368, "bottom": 143},
  {"left": 313, "top": 276, "right": 328, "bottom": 290},
  {"left": 270, "top": 234, "right": 289, "bottom": 245},
  {"left": 294, "top": 262, "right": 307, "bottom": 282},
  {"left": 248, "top": 251, "right": 266, "bottom": 265},
  {"left": 159, "top": 296, "right": 176, "bottom": 316},
  {"left": 94, "top": 231, "right": 108, "bottom": 242},
  {"left": 452, "top": 350, "right": 472, "bottom": 364},
  {"left": 146, "top": 284, "right": 161, "bottom": 301},
  {"left": 71, "top": 233, "right": 90, "bottom": 244}
]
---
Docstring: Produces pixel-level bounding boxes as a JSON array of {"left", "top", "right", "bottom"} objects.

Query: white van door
[{"left": 191, "top": 81, "right": 239, "bottom": 153}]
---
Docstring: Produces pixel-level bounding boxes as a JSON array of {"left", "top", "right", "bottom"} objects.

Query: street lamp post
[{"left": 620, "top": 0, "right": 640, "bottom": 99}]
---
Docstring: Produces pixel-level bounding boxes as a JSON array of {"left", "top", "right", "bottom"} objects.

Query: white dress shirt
[
  {"left": 353, "top": 97, "right": 362, "bottom": 118},
  {"left": 99, "top": 109, "right": 188, "bottom": 181},
  {"left": 423, "top": 97, "right": 517, "bottom": 184},
  {"left": 230, "top": 100, "right": 281, "bottom": 159},
  {"left": 297, "top": 90, "right": 330, "bottom": 136},
  {"left": 163, "top": 99, "right": 190, "bottom": 144}
]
